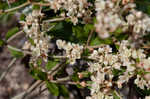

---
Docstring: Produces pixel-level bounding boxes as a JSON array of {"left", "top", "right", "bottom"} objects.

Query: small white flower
[
  {"left": 137, "top": 49, "right": 146, "bottom": 59},
  {"left": 132, "top": 50, "right": 137, "bottom": 59},
  {"left": 145, "top": 96, "right": 150, "bottom": 99},
  {"left": 91, "top": 81, "right": 100, "bottom": 94},
  {"left": 112, "top": 62, "right": 121, "bottom": 70},
  {"left": 56, "top": 39, "right": 66, "bottom": 49},
  {"left": 134, "top": 75, "right": 146, "bottom": 89}
]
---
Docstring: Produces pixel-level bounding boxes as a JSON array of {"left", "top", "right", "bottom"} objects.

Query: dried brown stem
[
  {"left": 31, "top": 2, "right": 51, "bottom": 6},
  {"left": 7, "top": 45, "right": 32, "bottom": 55},
  {"left": 0, "top": 1, "right": 30, "bottom": 14},
  {"left": 86, "top": 29, "right": 94, "bottom": 46},
  {"left": 43, "top": 17, "right": 68, "bottom": 23},
  {"left": 7, "top": 30, "right": 24, "bottom": 43},
  {"left": 0, "top": 1, "right": 52, "bottom": 14}
]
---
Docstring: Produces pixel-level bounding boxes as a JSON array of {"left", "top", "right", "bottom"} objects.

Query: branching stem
[
  {"left": 0, "top": 1, "right": 30, "bottom": 14},
  {"left": 7, "top": 30, "right": 24, "bottom": 43},
  {"left": 0, "top": 1, "right": 52, "bottom": 14}
]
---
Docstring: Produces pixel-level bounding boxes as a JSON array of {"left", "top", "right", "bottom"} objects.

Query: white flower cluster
[
  {"left": 86, "top": 91, "right": 113, "bottom": 99},
  {"left": 95, "top": 0, "right": 150, "bottom": 39},
  {"left": 45, "top": 0, "right": 92, "bottom": 25},
  {"left": 126, "top": 9, "right": 150, "bottom": 39},
  {"left": 145, "top": 96, "right": 150, "bottom": 99},
  {"left": 88, "top": 40, "right": 150, "bottom": 99},
  {"left": 95, "top": 0, "right": 123, "bottom": 38},
  {"left": 21, "top": 10, "right": 50, "bottom": 62},
  {"left": 56, "top": 39, "right": 83, "bottom": 64}
]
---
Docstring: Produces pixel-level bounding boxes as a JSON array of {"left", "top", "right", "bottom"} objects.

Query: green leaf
[
  {"left": 90, "top": 37, "right": 101, "bottom": 46},
  {"left": 37, "top": 58, "right": 42, "bottom": 67},
  {"left": 0, "top": 1, "right": 5, "bottom": 10},
  {"left": 72, "top": 25, "right": 89, "bottom": 43},
  {"left": 9, "top": 0, "right": 26, "bottom": 8},
  {"left": 112, "top": 28, "right": 128, "bottom": 41},
  {"left": 113, "top": 28, "right": 123, "bottom": 34},
  {"left": 113, "top": 91, "right": 120, "bottom": 99},
  {"left": 82, "top": 48, "right": 90, "bottom": 56},
  {"left": 93, "top": 17, "right": 97, "bottom": 23},
  {"left": 59, "top": 85, "right": 69, "bottom": 98},
  {"left": 49, "top": 21, "right": 74, "bottom": 41},
  {"left": 87, "top": 86, "right": 92, "bottom": 89},
  {"left": 6, "top": 27, "right": 19, "bottom": 40},
  {"left": 71, "top": 73, "right": 79, "bottom": 82},
  {"left": 28, "top": 37, "right": 35, "bottom": 45},
  {"left": 76, "top": 84, "right": 83, "bottom": 88},
  {"left": 147, "top": 5, "right": 150, "bottom": 15},
  {"left": 135, "top": 0, "right": 150, "bottom": 14},
  {"left": 46, "top": 60, "right": 58, "bottom": 71},
  {"left": 135, "top": 84, "right": 150, "bottom": 96},
  {"left": 72, "top": 26, "right": 85, "bottom": 38},
  {"left": 136, "top": 69, "right": 150, "bottom": 75},
  {"left": 90, "top": 37, "right": 113, "bottom": 45},
  {"left": 32, "top": 5, "right": 40, "bottom": 10},
  {"left": 0, "top": 13, "right": 14, "bottom": 24},
  {"left": 30, "top": 68, "right": 47, "bottom": 80},
  {"left": 115, "top": 44, "right": 119, "bottom": 50},
  {"left": 84, "top": 24, "right": 94, "bottom": 33},
  {"left": 112, "top": 68, "right": 126, "bottom": 77},
  {"left": 136, "top": 58, "right": 140, "bottom": 62},
  {"left": 0, "top": 39, "right": 5, "bottom": 47},
  {"left": 87, "top": 81, "right": 93, "bottom": 84},
  {"left": 103, "top": 38, "right": 113, "bottom": 44},
  {"left": 116, "top": 33, "right": 128, "bottom": 41},
  {"left": 46, "top": 81, "right": 59, "bottom": 96},
  {"left": 8, "top": 46, "right": 23, "bottom": 58},
  {"left": 20, "top": 14, "right": 26, "bottom": 21},
  {"left": 82, "top": 71, "right": 91, "bottom": 78}
]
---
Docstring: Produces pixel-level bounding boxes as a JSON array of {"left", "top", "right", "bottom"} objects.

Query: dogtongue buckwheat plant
[
  {"left": 21, "top": 10, "right": 51, "bottom": 67},
  {"left": 1, "top": 0, "right": 150, "bottom": 99}
]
